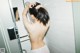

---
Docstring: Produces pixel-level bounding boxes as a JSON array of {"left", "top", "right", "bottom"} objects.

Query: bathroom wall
[{"left": 40, "top": 0, "right": 76, "bottom": 53}]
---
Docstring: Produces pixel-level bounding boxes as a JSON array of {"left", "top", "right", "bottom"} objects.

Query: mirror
[{"left": 13, "top": 7, "right": 20, "bottom": 22}]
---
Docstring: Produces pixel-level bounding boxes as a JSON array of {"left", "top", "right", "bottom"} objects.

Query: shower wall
[{"left": 40, "top": 0, "right": 76, "bottom": 53}]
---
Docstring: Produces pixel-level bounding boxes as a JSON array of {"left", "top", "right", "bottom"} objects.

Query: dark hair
[
  {"left": 29, "top": 2, "right": 49, "bottom": 25},
  {"left": 13, "top": 7, "right": 18, "bottom": 18},
  {"left": 13, "top": 7, "right": 20, "bottom": 20}
]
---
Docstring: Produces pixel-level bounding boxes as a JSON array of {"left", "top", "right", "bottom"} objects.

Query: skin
[{"left": 22, "top": 3, "right": 50, "bottom": 50}]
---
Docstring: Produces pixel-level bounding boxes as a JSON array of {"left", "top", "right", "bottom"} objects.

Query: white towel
[{"left": 31, "top": 45, "right": 50, "bottom": 53}]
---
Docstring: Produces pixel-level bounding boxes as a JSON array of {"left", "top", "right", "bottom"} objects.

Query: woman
[{"left": 22, "top": 2, "right": 50, "bottom": 53}]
